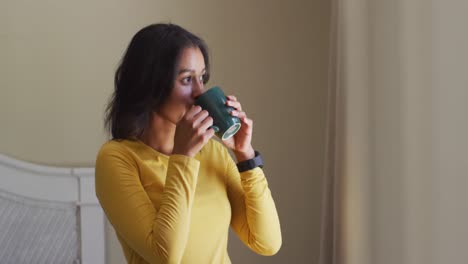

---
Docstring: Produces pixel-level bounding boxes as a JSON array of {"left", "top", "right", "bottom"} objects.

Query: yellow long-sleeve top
[{"left": 95, "top": 138, "right": 282, "bottom": 264}]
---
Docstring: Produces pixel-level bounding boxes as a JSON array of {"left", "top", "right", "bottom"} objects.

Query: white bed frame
[{"left": 0, "top": 153, "right": 105, "bottom": 264}]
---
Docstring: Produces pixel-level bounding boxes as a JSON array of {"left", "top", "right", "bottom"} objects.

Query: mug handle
[{"left": 210, "top": 126, "right": 220, "bottom": 133}]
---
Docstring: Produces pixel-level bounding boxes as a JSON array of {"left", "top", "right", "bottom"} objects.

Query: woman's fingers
[
  {"left": 231, "top": 110, "right": 253, "bottom": 126},
  {"left": 173, "top": 106, "right": 214, "bottom": 157},
  {"left": 192, "top": 109, "right": 209, "bottom": 127},
  {"left": 192, "top": 108, "right": 214, "bottom": 135},
  {"left": 230, "top": 110, "right": 246, "bottom": 118},
  {"left": 183, "top": 105, "right": 203, "bottom": 121},
  {"left": 226, "top": 100, "right": 242, "bottom": 111},
  {"left": 226, "top": 95, "right": 242, "bottom": 111},
  {"left": 199, "top": 115, "right": 214, "bottom": 133}
]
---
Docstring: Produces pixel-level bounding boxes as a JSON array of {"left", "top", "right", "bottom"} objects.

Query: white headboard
[{"left": 0, "top": 153, "right": 105, "bottom": 264}]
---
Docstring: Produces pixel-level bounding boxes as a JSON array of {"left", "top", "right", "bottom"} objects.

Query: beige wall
[{"left": 1, "top": 1, "right": 331, "bottom": 264}]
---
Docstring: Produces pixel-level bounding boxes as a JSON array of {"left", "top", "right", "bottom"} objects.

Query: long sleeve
[
  {"left": 95, "top": 143, "right": 199, "bottom": 264},
  {"left": 224, "top": 148, "right": 282, "bottom": 256}
]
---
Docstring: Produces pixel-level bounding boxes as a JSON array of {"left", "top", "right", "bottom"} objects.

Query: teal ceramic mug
[{"left": 194, "top": 86, "right": 242, "bottom": 140}]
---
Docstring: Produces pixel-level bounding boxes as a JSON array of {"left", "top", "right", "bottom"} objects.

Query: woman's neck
[{"left": 140, "top": 113, "right": 176, "bottom": 156}]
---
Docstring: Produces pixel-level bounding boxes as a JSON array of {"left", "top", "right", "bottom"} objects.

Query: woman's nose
[{"left": 192, "top": 79, "right": 205, "bottom": 98}]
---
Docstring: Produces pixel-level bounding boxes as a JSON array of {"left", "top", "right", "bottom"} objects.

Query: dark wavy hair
[{"left": 105, "top": 23, "right": 210, "bottom": 139}]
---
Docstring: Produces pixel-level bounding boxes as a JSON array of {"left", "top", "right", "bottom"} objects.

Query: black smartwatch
[{"left": 236, "top": 151, "right": 264, "bottom": 172}]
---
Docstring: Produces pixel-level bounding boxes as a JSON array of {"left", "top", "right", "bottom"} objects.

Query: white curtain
[
  {"left": 320, "top": 0, "right": 468, "bottom": 264},
  {"left": 319, "top": 0, "right": 371, "bottom": 263}
]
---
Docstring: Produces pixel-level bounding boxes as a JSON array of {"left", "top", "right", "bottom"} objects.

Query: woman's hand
[
  {"left": 173, "top": 105, "right": 216, "bottom": 157},
  {"left": 223, "top": 95, "right": 255, "bottom": 161}
]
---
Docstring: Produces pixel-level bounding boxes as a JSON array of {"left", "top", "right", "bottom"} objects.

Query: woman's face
[{"left": 158, "top": 47, "right": 207, "bottom": 124}]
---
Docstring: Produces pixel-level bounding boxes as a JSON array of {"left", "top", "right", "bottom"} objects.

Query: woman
[{"left": 95, "top": 23, "right": 281, "bottom": 264}]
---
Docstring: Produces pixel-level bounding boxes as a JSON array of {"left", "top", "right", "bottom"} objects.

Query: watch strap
[{"left": 236, "top": 151, "right": 264, "bottom": 172}]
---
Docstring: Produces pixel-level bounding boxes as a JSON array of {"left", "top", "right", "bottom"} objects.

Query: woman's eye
[
  {"left": 200, "top": 74, "right": 208, "bottom": 84},
  {"left": 182, "top": 76, "right": 192, "bottom": 84},
  {"left": 181, "top": 74, "right": 207, "bottom": 85}
]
